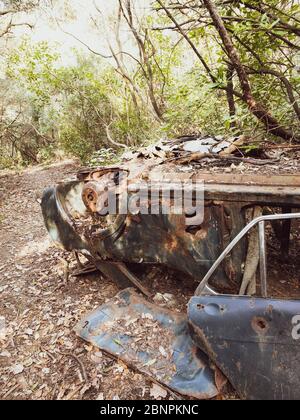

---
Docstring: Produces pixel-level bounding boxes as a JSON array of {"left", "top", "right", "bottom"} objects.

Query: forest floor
[{"left": 0, "top": 160, "right": 165, "bottom": 400}]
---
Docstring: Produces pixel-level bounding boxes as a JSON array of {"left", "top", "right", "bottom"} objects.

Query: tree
[
  {"left": 155, "top": 0, "right": 300, "bottom": 142},
  {"left": 6, "top": 40, "right": 163, "bottom": 163},
  {"left": 89, "top": 0, "right": 181, "bottom": 123},
  {"left": 0, "top": 1, "right": 39, "bottom": 37},
  {"left": 0, "top": 1, "right": 43, "bottom": 167}
]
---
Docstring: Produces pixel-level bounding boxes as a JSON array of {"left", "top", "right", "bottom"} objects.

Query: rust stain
[
  {"left": 165, "top": 235, "right": 179, "bottom": 252},
  {"left": 195, "top": 228, "right": 208, "bottom": 240},
  {"left": 251, "top": 316, "right": 270, "bottom": 336}
]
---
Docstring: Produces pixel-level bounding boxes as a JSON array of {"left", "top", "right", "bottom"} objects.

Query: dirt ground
[{"left": 0, "top": 161, "right": 167, "bottom": 400}]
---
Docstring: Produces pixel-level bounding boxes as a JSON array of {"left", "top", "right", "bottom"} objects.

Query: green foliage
[
  {"left": 7, "top": 39, "right": 60, "bottom": 105},
  {"left": 59, "top": 125, "right": 94, "bottom": 162},
  {"left": 2, "top": 0, "right": 300, "bottom": 169},
  {"left": 89, "top": 149, "right": 120, "bottom": 167},
  {"left": 164, "top": 67, "right": 236, "bottom": 136},
  {"left": 0, "top": 155, "right": 15, "bottom": 170}
]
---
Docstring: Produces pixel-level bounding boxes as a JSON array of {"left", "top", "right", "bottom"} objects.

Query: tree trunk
[
  {"left": 239, "top": 206, "right": 262, "bottom": 296},
  {"left": 119, "top": 0, "right": 164, "bottom": 122},
  {"left": 226, "top": 65, "right": 236, "bottom": 128}
]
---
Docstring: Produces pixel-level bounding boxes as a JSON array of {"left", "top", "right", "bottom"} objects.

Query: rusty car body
[{"left": 41, "top": 136, "right": 300, "bottom": 400}]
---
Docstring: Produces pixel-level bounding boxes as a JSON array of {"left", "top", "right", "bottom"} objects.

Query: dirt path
[{"left": 0, "top": 161, "right": 152, "bottom": 400}]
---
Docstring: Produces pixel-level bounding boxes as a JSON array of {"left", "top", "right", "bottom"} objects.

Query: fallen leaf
[
  {"left": 11, "top": 364, "right": 24, "bottom": 375},
  {"left": 150, "top": 384, "right": 168, "bottom": 399},
  {"left": 0, "top": 351, "right": 11, "bottom": 358},
  {"left": 142, "top": 313, "right": 154, "bottom": 320},
  {"left": 144, "top": 359, "right": 157, "bottom": 367},
  {"left": 159, "top": 346, "right": 168, "bottom": 358}
]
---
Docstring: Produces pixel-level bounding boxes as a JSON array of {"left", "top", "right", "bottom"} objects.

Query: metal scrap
[{"left": 75, "top": 288, "right": 225, "bottom": 399}]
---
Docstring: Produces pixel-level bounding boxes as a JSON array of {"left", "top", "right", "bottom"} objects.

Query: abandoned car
[{"left": 41, "top": 136, "right": 300, "bottom": 400}]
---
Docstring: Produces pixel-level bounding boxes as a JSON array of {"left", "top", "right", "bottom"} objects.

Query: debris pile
[{"left": 121, "top": 135, "right": 300, "bottom": 175}]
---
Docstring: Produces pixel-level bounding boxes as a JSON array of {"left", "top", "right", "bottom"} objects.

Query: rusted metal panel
[
  {"left": 42, "top": 181, "right": 243, "bottom": 289},
  {"left": 42, "top": 157, "right": 300, "bottom": 292},
  {"left": 41, "top": 183, "right": 89, "bottom": 253},
  {"left": 188, "top": 295, "right": 300, "bottom": 400},
  {"left": 75, "top": 288, "right": 225, "bottom": 399},
  {"left": 192, "top": 172, "right": 300, "bottom": 187},
  {"left": 204, "top": 184, "right": 300, "bottom": 205}
]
